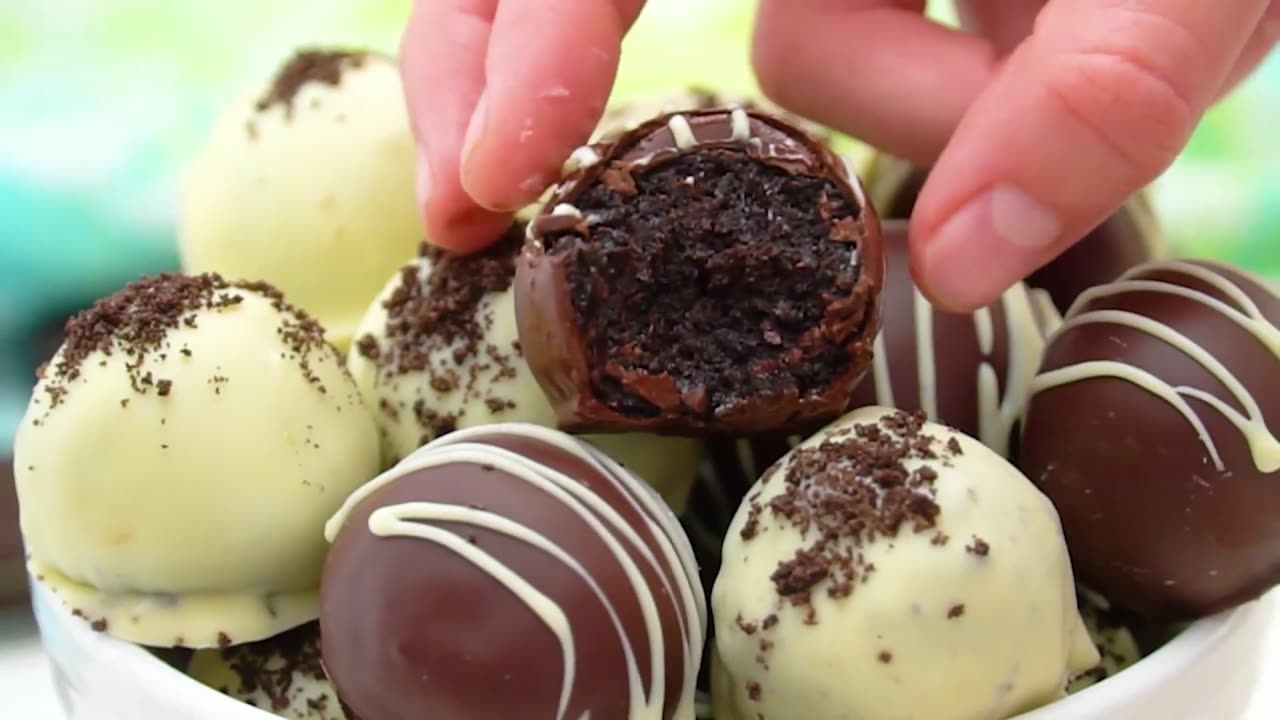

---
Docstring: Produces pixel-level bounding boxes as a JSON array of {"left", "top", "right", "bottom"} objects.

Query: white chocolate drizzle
[
  {"left": 564, "top": 145, "right": 602, "bottom": 175},
  {"left": 326, "top": 423, "right": 705, "bottom": 720},
  {"left": 729, "top": 108, "right": 751, "bottom": 141},
  {"left": 868, "top": 282, "right": 1041, "bottom": 457},
  {"left": 551, "top": 203, "right": 583, "bottom": 219},
  {"left": 1032, "top": 260, "right": 1280, "bottom": 473},
  {"left": 668, "top": 114, "right": 696, "bottom": 150}
]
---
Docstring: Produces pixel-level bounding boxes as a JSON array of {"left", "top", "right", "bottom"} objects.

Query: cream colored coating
[
  {"left": 346, "top": 258, "right": 702, "bottom": 509},
  {"left": 179, "top": 53, "right": 422, "bottom": 350},
  {"left": 188, "top": 635, "right": 347, "bottom": 720},
  {"left": 712, "top": 406, "right": 1098, "bottom": 720},
  {"left": 16, "top": 287, "right": 380, "bottom": 648}
]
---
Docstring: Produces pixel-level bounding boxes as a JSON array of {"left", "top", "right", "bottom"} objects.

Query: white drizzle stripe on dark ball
[
  {"left": 850, "top": 223, "right": 1045, "bottom": 458},
  {"left": 1020, "top": 259, "right": 1280, "bottom": 619},
  {"left": 1035, "top": 260, "right": 1280, "bottom": 470},
  {"left": 322, "top": 423, "right": 706, "bottom": 720}
]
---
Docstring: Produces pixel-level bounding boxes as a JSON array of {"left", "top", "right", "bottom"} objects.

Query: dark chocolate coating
[
  {"left": 320, "top": 426, "right": 703, "bottom": 720},
  {"left": 1019, "top": 260, "right": 1280, "bottom": 619},
  {"left": 869, "top": 157, "right": 1161, "bottom": 313},
  {"left": 0, "top": 454, "right": 23, "bottom": 606},
  {"left": 845, "top": 221, "right": 1043, "bottom": 457},
  {"left": 516, "top": 107, "right": 885, "bottom": 436}
]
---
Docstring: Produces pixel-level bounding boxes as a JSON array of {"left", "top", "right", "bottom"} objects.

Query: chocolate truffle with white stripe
[
  {"left": 517, "top": 107, "right": 885, "bottom": 435},
  {"left": 320, "top": 423, "right": 706, "bottom": 720},
  {"left": 846, "top": 220, "right": 1046, "bottom": 458},
  {"left": 1020, "top": 260, "right": 1280, "bottom": 619}
]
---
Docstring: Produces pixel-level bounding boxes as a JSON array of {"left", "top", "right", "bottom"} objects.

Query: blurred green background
[{"left": 1, "top": 0, "right": 1277, "bottom": 448}]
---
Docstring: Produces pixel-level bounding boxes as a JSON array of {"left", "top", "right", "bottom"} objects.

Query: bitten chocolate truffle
[
  {"left": 517, "top": 107, "right": 885, "bottom": 435},
  {"left": 1020, "top": 259, "right": 1280, "bottom": 619},
  {"left": 847, "top": 220, "right": 1046, "bottom": 457},
  {"left": 865, "top": 155, "right": 1163, "bottom": 313},
  {"left": 320, "top": 423, "right": 706, "bottom": 720}
]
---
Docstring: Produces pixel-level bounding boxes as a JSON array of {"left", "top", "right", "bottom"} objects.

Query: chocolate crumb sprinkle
[
  {"left": 947, "top": 603, "right": 966, "bottom": 619},
  {"left": 967, "top": 537, "right": 991, "bottom": 557},
  {"left": 38, "top": 274, "right": 333, "bottom": 416},
  {"left": 745, "top": 411, "right": 952, "bottom": 616},
  {"left": 878, "top": 650, "right": 893, "bottom": 663},
  {"left": 256, "top": 49, "right": 367, "bottom": 116},
  {"left": 374, "top": 226, "right": 524, "bottom": 441}
]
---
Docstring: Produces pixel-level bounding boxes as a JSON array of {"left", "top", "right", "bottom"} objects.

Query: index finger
[
  {"left": 401, "top": 0, "right": 512, "bottom": 252},
  {"left": 459, "top": 0, "right": 645, "bottom": 213}
]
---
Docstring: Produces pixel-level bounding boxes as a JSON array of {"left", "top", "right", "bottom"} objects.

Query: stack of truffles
[{"left": 12, "top": 48, "right": 1280, "bottom": 720}]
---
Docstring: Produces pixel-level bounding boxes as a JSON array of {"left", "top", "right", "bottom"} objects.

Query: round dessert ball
[
  {"left": 179, "top": 49, "right": 422, "bottom": 350},
  {"left": 865, "top": 154, "right": 1164, "bottom": 313},
  {"left": 1019, "top": 259, "right": 1280, "bottom": 619},
  {"left": 14, "top": 274, "right": 380, "bottom": 647},
  {"left": 712, "top": 407, "right": 1098, "bottom": 720},
  {"left": 320, "top": 423, "right": 706, "bottom": 720},
  {"left": 518, "top": 107, "right": 885, "bottom": 435},
  {"left": 846, "top": 220, "right": 1047, "bottom": 457},
  {"left": 346, "top": 227, "right": 702, "bottom": 509},
  {"left": 187, "top": 623, "right": 351, "bottom": 720}
]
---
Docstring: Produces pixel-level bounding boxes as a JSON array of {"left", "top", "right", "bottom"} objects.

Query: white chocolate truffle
[
  {"left": 179, "top": 50, "right": 421, "bottom": 350},
  {"left": 347, "top": 234, "right": 702, "bottom": 510},
  {"left": 712, "top": 407, "right": 1098, "bottom": 720},
  {"left": 188, "top": 623, "right": 349, "bottom": 719},
  {"left": 15, "top": 274, "right": 380, "bottom": 648}
]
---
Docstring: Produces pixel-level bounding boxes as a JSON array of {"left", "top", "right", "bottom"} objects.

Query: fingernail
[
  {"left": 924, "top": 185, "right": 1061, "bottom": 309},
  {"left": 415, "top": 145, "right": 432, "bottom": 205}
]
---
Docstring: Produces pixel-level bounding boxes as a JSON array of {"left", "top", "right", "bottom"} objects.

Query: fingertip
[
  {"left": 460, "top": 0, "right": 623, "bottom": 213},
  {"left": 422, "top": 195, "right": 514, "bottom": 255},
  {"left": 910, "top": 185, "right": 1063, "bottom": 312}
]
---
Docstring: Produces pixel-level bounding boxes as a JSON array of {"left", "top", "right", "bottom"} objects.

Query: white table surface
[{"left": 2, "top": 596, "right": 1279, "bottom": 719}]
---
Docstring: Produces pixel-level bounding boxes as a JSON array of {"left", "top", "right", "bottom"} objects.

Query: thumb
[{"left": 911, "top": 0, "right": 1271, "bottom": 312}]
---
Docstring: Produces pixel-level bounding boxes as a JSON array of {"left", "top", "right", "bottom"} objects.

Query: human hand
[
  {"left": 753, "top": 0, "right": 1279, "bottom": 310},
  {"left": 400, "top": 0, "right": 644, "bottom": 253}
]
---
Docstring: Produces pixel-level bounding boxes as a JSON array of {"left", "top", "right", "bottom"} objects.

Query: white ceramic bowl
[{"left": 31, "top": 577, "right": 1275, "bottom": 720}]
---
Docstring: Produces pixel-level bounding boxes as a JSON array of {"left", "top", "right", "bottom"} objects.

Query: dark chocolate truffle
[
  {"left": 1020, "top": 259, "right": 1280, "bottom": 619},
  {"left": 320, "top": 423, "right": 706, "bottom": 720},
  {"left": 517, "top": 107, "right": 885, "bottom": 435},
  {"left": 866, "top": 154, "right": 1164, "bottom": 313},
  {"left": 846, "top": 220, "right": 1047, "bottom": 457}
]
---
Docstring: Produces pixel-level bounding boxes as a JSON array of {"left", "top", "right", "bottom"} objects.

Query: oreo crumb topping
[
  {"left": 358, "top": 227, "right": 525, "bottom": 440},
  {"left": 256, "top": 49, "right": 366, "bottom": 116},
  {"left": 966, "top": 537, "right": 991, "bottom": 556},
  {"left": 207, "top": 623, "right": 347, "bottom": 718},
  {"left": 32, "top": 274, "right": 334, "bottom": 421},
  {"left": 744, "top": 411, "right": 950, "bottom": 613}
]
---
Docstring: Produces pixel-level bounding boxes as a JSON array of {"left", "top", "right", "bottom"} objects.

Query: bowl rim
[
  {"left": 32, "top": 575, "right": 1276, "bottom": 719},
  {"left": 1016, "top": 589, "right": 1275, "bottom": 717}
]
